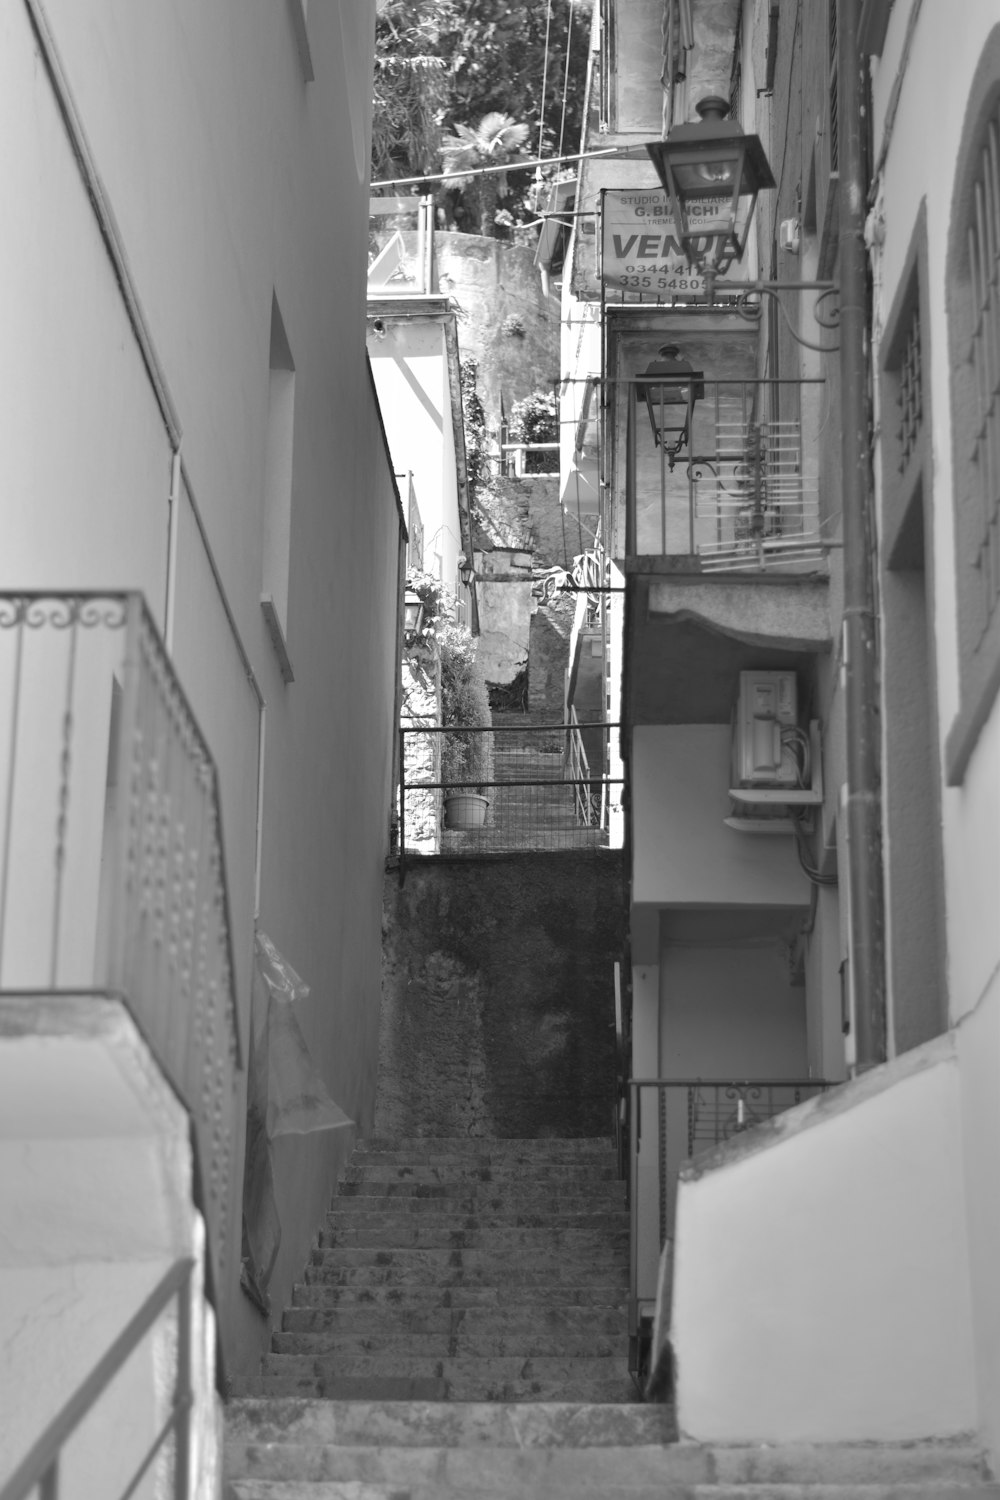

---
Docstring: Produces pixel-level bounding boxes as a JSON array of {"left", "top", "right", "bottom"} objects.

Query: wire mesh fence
[{"left": 399, "top": 720, "right": 623, "bottom": 856}]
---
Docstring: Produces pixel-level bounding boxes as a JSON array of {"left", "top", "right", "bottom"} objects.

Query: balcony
[
  {"left": 622, "top": 376, "right": 826, "bottom": 572},
  {"left": 0, "top": 593, "right": 241, "bottom": 1305}
]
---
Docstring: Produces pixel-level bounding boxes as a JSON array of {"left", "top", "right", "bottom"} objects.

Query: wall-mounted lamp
[
  {"left": 459, "top": 556, "right": 475, "bottom": 588},
  {"left": 641, "top": 345, "right": 705, "bottom": 468},
  {"left": 403, "top": 588, "right": 425, "bottom": 645},
  {"left": 645, "top": 97, "right": 775, "bottom": 280}
]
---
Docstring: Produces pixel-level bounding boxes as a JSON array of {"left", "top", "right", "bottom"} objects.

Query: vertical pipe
[
  {"left": 629, "top": 1081, "right": 639, "bottom": 1343},
  {"left": 174, "top": 1268, "right": 192, "bottom": 1500},
  {"left": 165, "top": 448, "right": 181, "bottom": 652},
  {"left": 839, "top": 0, "right": 886, "bottom": 1065}
]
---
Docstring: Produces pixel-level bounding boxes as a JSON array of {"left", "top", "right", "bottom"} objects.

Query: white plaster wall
[
  {"left": 0, "top": 2, "right": 169, "bottom": 605},
  {"left": 4, "top": 0, "right": 397, "bottom": 1384},
  {"left": 871, "top": 1, "right": 1000, "bottom": 1458},
  {"left": 0, "top": 999, "right": 219, "bottom": 1498},
  {"left": 369, "top": 321, "right": 463, "bottom": 588},
  {"left": 632, "top": 725, "right": 810, "bottom": 907},
  {"left": 671, "top": 1039, "right": 977, "bottom": 1443}
]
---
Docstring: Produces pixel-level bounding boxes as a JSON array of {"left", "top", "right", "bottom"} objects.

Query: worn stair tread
[
  {"left": 341, "top": 1165, "right": 619, "bottom": 1185},
  {"left": 271, "top": 1329, "right": 627, "bottom": 1358},
  {"left": 357, "top": 1137, "right": 615, "bottom": 1154},
  {"left": 225, "top": 1399, "right": 672, "bottom": 1448},
  {"left": 335, "top": 1181, "right": 624, "bottom": 1202},
  {"left": 226, "top": 1484, "right": 1000, "bottom": 1500},
  {"left": 309, "top": 1243, "right": 627, "bottom": 1268},
  {"left": 325, "top": 1193, "right": 623, "bottom": 1217},
  {"left": 222, "top": 1437, "right": 1000, "bottom": 1493},
  {"left": 281, "top": 1307, "right": 628, "bottom": 1335},
  {"left": 301, "top": 1266, "right": 628, "bottom": 1290},
  {"left": 292, "top": 1283, "right": 628, "bottom": 1309},
  {"left": 319, "top": 1225, "right": 628, "bottom": 1250}
]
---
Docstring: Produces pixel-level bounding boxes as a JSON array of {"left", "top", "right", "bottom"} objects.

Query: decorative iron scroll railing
[
  {"left": 0, "top": 592, "right": 241, "bottom": 1302},
  {"left": 625, "top": 1076, "right": 834, "bottom": 1377},
  {"left": 624, "top": 377, "right": 827, "bottom": 571},
  {"left": 398, "top": 720, "right": 623, "bottom": 860}
]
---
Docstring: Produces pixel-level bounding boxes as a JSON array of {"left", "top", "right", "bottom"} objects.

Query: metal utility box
[{"left": 733, "top": 670, "right": 799, "bottom": 787}]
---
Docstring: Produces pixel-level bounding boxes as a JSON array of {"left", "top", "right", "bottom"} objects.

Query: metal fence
[
  {"left": 399, "top": 720, "right": 623, "bottom": 857},
  {"left": 0, "top": 592, "right": 240, "bottom": 1304},
  {"left": 625, "top": 1076, "right": 834, "bottom": 1375}
]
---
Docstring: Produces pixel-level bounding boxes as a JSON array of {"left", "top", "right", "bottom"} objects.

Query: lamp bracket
[{"left": 732, "top": 281, "right": 840, "bottom": 353}]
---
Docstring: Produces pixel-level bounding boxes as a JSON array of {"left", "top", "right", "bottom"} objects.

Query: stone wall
[
  {"left": 528, "top": 598, "right": 576, "bottom": 719},
  {"left": 378, "top": 851, "right": 625, "bottom": 1139}
]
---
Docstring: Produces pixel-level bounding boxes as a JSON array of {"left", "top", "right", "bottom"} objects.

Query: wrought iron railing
[
  {"left": 0, "top": 1258, "right": 194, "bottom": 1500},
  {"left": 0, "top": 593, "right": 241, "bottom": 1303},
  {"left": 624, "top": 377, "right": 827, "bottom": 571},
  {"left": 399, "top": 721, "right": 623, "bottom": 859},
  {"left": 625, "top": 1076, "right": 834, "bottom": 1378}
]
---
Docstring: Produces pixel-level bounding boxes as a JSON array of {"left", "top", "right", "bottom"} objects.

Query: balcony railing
[
  {"left": 625, "top": 1076, "right": 834, "bottom": 1380},
  {"left": 399, "top": 721, "right": 623, "bottom": 859},
  {"left": 623, "top": 377, "right": 827, "bottom": 571},
  {"left": 0, "top": 593, "right": 241, "bottom": 1303}
]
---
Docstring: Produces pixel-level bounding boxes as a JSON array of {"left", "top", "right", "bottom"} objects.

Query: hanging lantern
[
  {"left": 645, "top": 96, "right": 776, "bottom": 277},
  {"left": 641, "top": 345, "right": 705, "bottom": 467}
]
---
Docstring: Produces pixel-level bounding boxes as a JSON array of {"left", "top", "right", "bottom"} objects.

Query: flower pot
[{"left": 443, "top": 792, "right": 489, "bottom": 830}]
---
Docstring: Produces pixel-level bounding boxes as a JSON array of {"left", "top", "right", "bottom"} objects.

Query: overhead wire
[{"left": 557, "top": 0, "right": 576, "bottom": 160}]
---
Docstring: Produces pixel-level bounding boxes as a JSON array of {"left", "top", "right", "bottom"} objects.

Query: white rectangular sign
[{"left": 599, "top": 188, "right": 741, "bottom": 295}]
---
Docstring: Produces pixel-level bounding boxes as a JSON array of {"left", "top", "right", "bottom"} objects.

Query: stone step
[
  {"left": 354, "top": 1140, "right": 616, "bottom": 1164},
  {"left": 313, "top": 1236, "right": 626, "bottom": 1260},
  {"left": 319, "top": 1222, "right": 629, "bottom": 1251},
  {"left": 334, "top": 1180, "right": 625, "bottom": 1205},
  {"left": 324, "top": 1206, "right": 629, "bottom": 1233},
  {"left": 225, "top": 1400, "right": 673, "bottom": 1448},
  {"left": 272, "top": 1330, "right": 626, "bottom": 1359},
  {"left": 281, "top": 1306, "right": 628, "bottom": 1337},
  {"left": 292, "top": 1283, "right": 627, "bottom": 1311},
  {"left": 302, "top": 1261, "right": 627, "bottom": 1290},
  {"left": 325, "top": 1192, "right": 623, "bottom": 1218},
  {"left": 224, "top": 1404, "right": 996, "bottom": 1494},
  {"left": 339, "top": 1163, "right": 621, "bottom": 1185},
  {"left": 299, "top": 1272, "right": 626, "bottom": 1296},
  {"left": 258, "top": 1354, "right": 636, "bottom": 1404}
]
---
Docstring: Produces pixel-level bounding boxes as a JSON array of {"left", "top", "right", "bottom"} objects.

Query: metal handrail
[
  {"left": 0, "top": 1257, "right": 194, "bottom": 1500},
  {"left": 626, "top": 1076, "right": 835, "bottom": 1378}
]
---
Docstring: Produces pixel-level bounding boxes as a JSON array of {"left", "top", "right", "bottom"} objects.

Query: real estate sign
[{"left": 599, "top": 189, "right": 743, "bottom": 296}]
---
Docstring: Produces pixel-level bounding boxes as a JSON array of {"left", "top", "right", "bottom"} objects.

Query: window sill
[{"left": 261, "top": 595, "right": 295, "bottom": 684}]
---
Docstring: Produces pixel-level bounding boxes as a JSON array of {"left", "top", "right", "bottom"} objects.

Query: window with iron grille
[
  {"left": 828, "top": 0, "right": 839, "bottom": 173},
  {"left": 946, "top": 29, "right": 1000, "bottom": 782}
]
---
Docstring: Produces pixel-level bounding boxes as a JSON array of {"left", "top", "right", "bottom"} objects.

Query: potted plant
[{"left": 438, "top": 621, "right": 493, "bottom": 829}]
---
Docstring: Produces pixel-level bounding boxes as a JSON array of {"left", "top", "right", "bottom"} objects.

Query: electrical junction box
[
  {"left": 779, "top": 216, "right": 801, "bottom": 253},
  {"left": 733, "top": 670, "right": 799, "bottom": 788}
]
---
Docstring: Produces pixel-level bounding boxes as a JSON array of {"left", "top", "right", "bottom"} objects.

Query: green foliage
[
  {"left": 460, "top": 358, "right": 490, "bottom": 502},
  {"left": 373, "top": 1, "right": 593, "bottom": 226},
  {"left": 509, "top": 389, "right": 559, "bottom": 473},
  {"left": 406, "top": 569, "right": 455, "bottom": 642},
  {"left": 440, "top": 113, "right": 530, "bottom": 237},
  {"left": 438, "top": 621, "right": 494, "bottom": 790}
]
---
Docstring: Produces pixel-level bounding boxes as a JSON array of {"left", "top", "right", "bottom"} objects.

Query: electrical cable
[
  {"left": 537, "top": 0, "right": 554, "bottom": 167},
  {"left": 557, "top": 0, "right": 576, "bottom": 161}
]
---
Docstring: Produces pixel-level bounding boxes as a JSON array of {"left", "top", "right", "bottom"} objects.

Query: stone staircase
[
  {"left": 225, "top": 1135, "right": 1000, "bottom": 1498},
  {"left": 234, "top": 1135, "right": 633, "bottom": 1403}
]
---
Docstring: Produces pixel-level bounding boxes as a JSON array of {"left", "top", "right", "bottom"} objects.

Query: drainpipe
[{"left": 838, "top": 0, "right": 886, "bottom": 1067}]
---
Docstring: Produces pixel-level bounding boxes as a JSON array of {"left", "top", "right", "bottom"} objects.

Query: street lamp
[
  {"left": 403, "top": 588, "right": 425, "bottom": 645},
  {"left": 645, "top": 96, "right": 775, "bottom": 281},
  {"left": 641, "top": 345, "right": 705, "bottom": 468}
]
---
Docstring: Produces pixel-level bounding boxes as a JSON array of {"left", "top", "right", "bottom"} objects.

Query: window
[
  {"left": 946, "top": 26, "right": 1000, "bottom": 781},
  {"left": 879, "top": 202, "right": 947, "bottom": 1048},
  {"left": 261, "top": 294, "right": 296, "bottom": 683}
]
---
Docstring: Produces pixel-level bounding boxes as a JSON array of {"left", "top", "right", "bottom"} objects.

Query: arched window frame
[{"left": 946, "top": 26, "right": 1000, "bottom": 783}]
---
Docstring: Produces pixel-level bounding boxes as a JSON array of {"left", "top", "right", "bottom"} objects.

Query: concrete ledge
[{"left": 646, "top": 574, "right": 831, "bottom": 653}]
